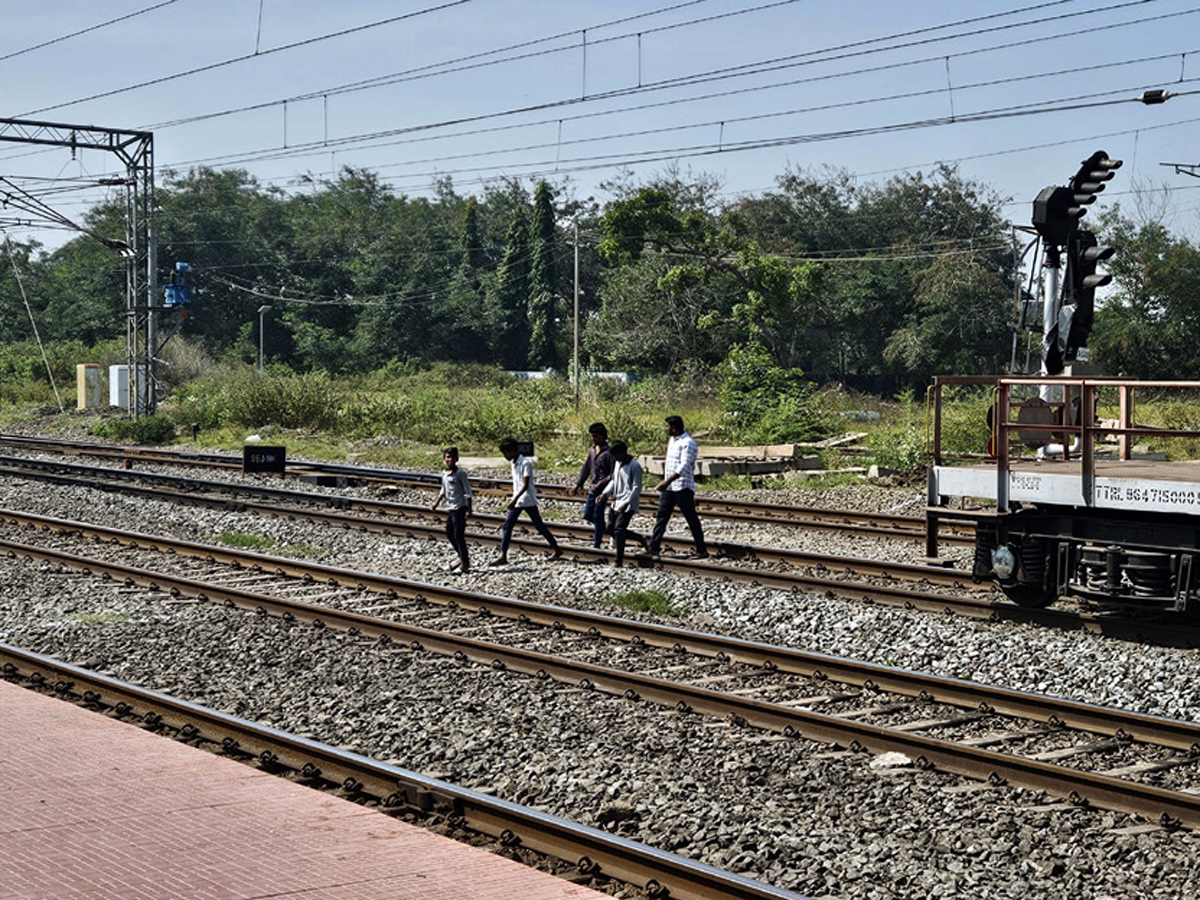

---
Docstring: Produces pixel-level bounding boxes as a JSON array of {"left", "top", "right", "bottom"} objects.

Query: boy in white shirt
[{"left": 492, "top": 436, "right": 561, "bottom": 565}]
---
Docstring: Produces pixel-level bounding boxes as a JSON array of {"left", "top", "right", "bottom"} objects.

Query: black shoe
[{"left": 689, "top": 550, "right": 710, "bottom": 560}]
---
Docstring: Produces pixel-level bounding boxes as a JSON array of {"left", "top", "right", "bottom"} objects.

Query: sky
[{"left": 2, "top": 0, "right": 1199, "bottom": 253}]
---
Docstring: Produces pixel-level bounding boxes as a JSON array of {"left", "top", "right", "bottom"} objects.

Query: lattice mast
[{"left": 0, "top": 116, "right": 158, "bottom": 414}]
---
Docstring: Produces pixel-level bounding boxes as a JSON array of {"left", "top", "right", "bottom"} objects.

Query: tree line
[{"left": 2, "top": 161, "right": 1197, "bottom": 392}]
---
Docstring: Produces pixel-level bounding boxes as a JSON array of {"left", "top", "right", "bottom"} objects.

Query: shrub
[
  {"left": 867, "top": 425, "right": 929, "bottom": 473},
  {"left": 159, "top": 338, "right": 218, "bottom": 389},
  {"left": 716, "top": 344, "right": 832, "bottom": 444},
  {"left": 934, "top": 385, "right": 994, "bottom": 457},
  {"left": 224, "top": 371, "right": 342, "bottom": 430},
  {"left": 607, "top": 588, "right": 688, "bottom": 616},
  {"left": 596, "top": 403, "right": 661, "bottom": 451},
  {"left": 89, "top": 413, "right": 177, "bottom": 445}
]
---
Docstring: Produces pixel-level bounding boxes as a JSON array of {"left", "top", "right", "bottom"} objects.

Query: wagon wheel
[{"left": 999, "top": 581, "right": 1058, "bottom": 608}]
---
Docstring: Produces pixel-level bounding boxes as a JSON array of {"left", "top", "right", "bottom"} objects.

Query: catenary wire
[{"left": 0, "top": 0, "right": 182, "bottom": 64}]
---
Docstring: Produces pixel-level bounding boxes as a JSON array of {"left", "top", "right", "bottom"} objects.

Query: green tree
[
  {"left": 28, "top": 206, "right": 127, "bottom": 345},
  {"left": 730, "top": 165, "right": 856, "bottom": 255},
  {"left": 156, "top": 167, "right": 293, "bottom": 361},
  {"left": 440, "top": 196, "right": 494, "bottom": 363},
  {"left": 283, "top": 167, "right": 393, "bottom": 371},
  {"left": 490, "top": 206, "right": 532, "bottom": 369},
  {"left": 461, "top": 195, "right": 486, "bottom": 271},
  {"left": 717, "top": 342, "right": 831, "bottom": 443},
  {"left": 1091, "top": 213, "right": 1200, "bottom": 377},
  {"left": 883, "top": 253, "right": 1011, "bottom": 379},
  {"left": 0, "top": 238, "right": 48, "bottom": 343},
  {"left": 597, "top": 180, "right": 827, "bottom": 372},
  {"left": 586, "top": 252, "right": 733, "bottom": 372},
  {"left": 733, "top": 164, "right": 1013, "bottom": 382},
  {"left": 528, "top": 181, "right": 560, "bottom": 369},
  {"left": 696, "top": 242, "right": 825, "bottom": 369}
]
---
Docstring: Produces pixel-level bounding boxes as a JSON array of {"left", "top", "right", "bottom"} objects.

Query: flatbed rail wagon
[{"left": 926, "top": 375, "right": 1200, "bottom": 612}]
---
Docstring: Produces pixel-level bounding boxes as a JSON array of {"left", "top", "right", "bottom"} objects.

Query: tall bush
[
  {"left": 717, "top": 344, "right": 831, "bottom": 443},
  {"left": 224, "top": 371, "right": 342, "bottom": 430}
]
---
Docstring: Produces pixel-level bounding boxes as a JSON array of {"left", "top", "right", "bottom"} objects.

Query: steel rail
[
  {"left": 2, "top": 499, "right": 1193, "bottom": 653},
  {"left": 0, "top": 460, "right": 978, "bottom": 586},
  {"left": 0, "top": 642, "right": 806, "bottom": 900},
  {"left": 3, "top": 518, "right": 1199, "bottom": 749},
  {"left": 16, "top": 460, "right": 1200, "bottom": 642},
  {"left": 6, "top": 535, "right": 1200, "bottom": 829},
  {"left": 0, "top": 436, "right": 972, "bottom": 542},
  {"left": 0, "top": 501, "right": 998, "bottom": 629}
]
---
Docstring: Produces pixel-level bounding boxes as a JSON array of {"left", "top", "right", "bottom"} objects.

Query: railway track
[
  {"left": 0, "top": 454, "right": 974, "bottom": 585},
  {"left": 0, "top": 642, "right": 802, "bottom": 900},
  {"left": 6, "top": 518, "right": 1200, "bottom": 830},
  {"left": 0, "top": 434, "right": 975, "bottom": 545},
  {"left": 4, "top": 451, "right": 1196, "bottom": 644}
]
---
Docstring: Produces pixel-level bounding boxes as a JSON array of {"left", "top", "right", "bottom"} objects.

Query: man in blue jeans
[
  {"left": 571, "top": 422, "right": 613, "bottom": 548},
  {"left": 646, "top": 415, "right": 708, "bottom": 559}
]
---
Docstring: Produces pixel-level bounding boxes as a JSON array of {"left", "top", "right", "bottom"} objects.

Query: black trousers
[
  {"left": 445, "top": 507, "right": 469, "bottom": 564},
  {"left": 648, "top": 488, "right": 706, "bottom": 555},
  {"left": 611, "top": 508, "right": 638, "bottom": 566}
]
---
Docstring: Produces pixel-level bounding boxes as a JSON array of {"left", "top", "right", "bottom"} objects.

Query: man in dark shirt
[{"left": 572, "top": 422, "right": 614, "bottom": 548}]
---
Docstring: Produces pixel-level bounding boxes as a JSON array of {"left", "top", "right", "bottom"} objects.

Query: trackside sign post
[{"left": 243, "top": 445, "right": 286, "bottom": 474}]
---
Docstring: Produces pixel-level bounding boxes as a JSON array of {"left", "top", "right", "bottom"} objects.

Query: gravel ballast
[{"left": 2, "top": 471, "right": 1199, "bottom": 899}]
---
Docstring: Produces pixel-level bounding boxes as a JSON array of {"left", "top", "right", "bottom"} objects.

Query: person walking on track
[
  {"left": 492, "top": 437, "right": 561, "bottom": 565},
  {"left": 597, "top": 440, "right": 644, "bottom": 567},
  {"left": 572, "top": 422, "right": 614, "bottom": 548},
  {"left": 646, "top": 415, "right": 708, "bottom": 559},
  {"left": 430, "top": 447, "right": 473, "bottom": 574}
]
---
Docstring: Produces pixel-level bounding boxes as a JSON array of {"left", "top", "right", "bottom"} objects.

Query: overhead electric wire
[
  {"left": 232, "top": 86, "right": 1199, "bottom": 195},
  {"left": 0, "top": 0, "right": 728, "bottom": 171},
  {"left": 143, "top": 0, "right": 1127, "bottom": 134},
  {"left": 246, "top": 44, "right": 1197, "bottom": 165},
  {"left": 146, "top": 0, "right": 809, "bottom": 130},
  {"left": 5, "top": 0, "right": 1197, "bottom": 251},
  {"left": 17, "top": 0, "right": 481, "bottom": 118},
  {"left": 14, "top": 94, "right": 1197, "bottom": 245},
  {"left": 0, "top": 0, "right": 182, "bottom": 64},
  {"left": 5, "top": 0, "right": 1189, "bottom": 180},
  {"left": 152, "top": 6, "right": 1200, "bottom": 178},
  {"left": 646, "top": 0, "right": 1171, "bottom": 91},
  {"left": 182, "top": 52, "right": 1197, "bottom": 178}
]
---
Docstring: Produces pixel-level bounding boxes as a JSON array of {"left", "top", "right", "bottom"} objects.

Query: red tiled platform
[{"left": 0, "top": 680, "right": 604, "bottom": 899}]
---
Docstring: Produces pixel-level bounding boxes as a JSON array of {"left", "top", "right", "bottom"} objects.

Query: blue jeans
[
  {"left": 499, "top": 504, "right": 559, "bottom": 555},
  {"left": 585, "top": 489, "right": 611, "bottom": 547}
]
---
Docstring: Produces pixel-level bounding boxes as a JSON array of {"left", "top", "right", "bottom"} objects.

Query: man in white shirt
[
  {"left": 492, "top": 436, "right": 561, "bottom": 565},
  {"left": 646, "top": 415, "right": 708, "bottom": 559}
]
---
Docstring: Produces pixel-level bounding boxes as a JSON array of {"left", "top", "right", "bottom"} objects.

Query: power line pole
[{"left": 573, "top": 219, "right": 580, "bottom": 411}]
